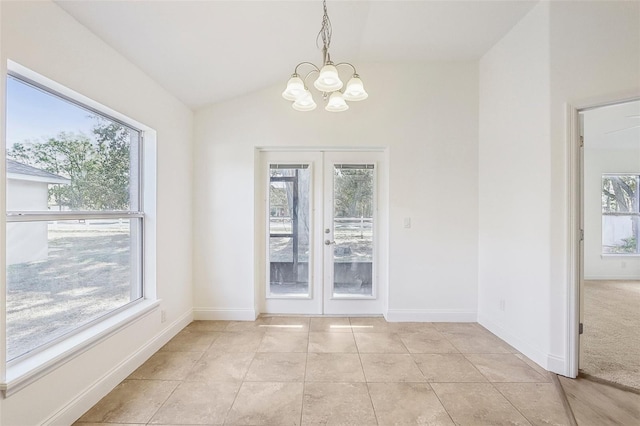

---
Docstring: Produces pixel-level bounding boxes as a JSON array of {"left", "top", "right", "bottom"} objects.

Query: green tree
[
  {"left": 334, "top": 169, "right": 373, "bottom": 218},
  {"left": 7, "top": 121, "right": 132, "bottom": 210},
  {"left": 91, "top": 118, "right": 131, "bottom": 209},
  {"left": 602, "top": 175, "right": 638, "bottom": 213}
]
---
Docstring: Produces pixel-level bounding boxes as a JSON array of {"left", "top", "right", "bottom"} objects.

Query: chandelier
[{"left": 282, "top": 0, "right": 368, "bottom": 112}]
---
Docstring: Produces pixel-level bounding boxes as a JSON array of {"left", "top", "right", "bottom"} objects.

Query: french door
[{"left": 260, "top": 150, "right": 385, "bottom": 315}]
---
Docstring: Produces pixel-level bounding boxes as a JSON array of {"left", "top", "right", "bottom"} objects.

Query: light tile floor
[{"left": 75, "top": 317, "right": 572, "bottom": 425}]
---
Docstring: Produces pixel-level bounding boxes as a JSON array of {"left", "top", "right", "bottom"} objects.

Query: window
[
  {"left": 602, "top": 174, "right": 640, "bottom": 254},
  {"left": 5, "top": 72, "right": 144, "bottom": 362}
]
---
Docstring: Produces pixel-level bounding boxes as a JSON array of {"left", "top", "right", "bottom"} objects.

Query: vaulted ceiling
[{"left": 55, "top": 0, "right": 539, "bottom": 109}]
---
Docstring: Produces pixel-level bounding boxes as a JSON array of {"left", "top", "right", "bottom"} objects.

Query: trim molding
[
  {"left": 3, "top": 299, "right": 160, "bottom": 396},
  {"left": 584, "top": 274, "right": 640, "bottom": 280},
  {"left": 478, "top": 314, "right": 564, "bottom": 374},
  {"left": 385, "top": 309, "right": 477, "bottom": 322},
  {"left": 44, "top": 309, "right": 193, "bottom": 426},
  {"left": 193, "top": 308, "right": 257, "bottom": 321},
  {"left": 547, "top": 354, "right": 567, "bottom": 375}
]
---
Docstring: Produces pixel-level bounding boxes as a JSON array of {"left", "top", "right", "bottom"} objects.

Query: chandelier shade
[
  {"left": 325, "top": 92, "right": 349, "bottom": 112},
  {"left": 314, "top": 63, "right": 343, "bottom": 92},
  {"left": 282, "top": 0, "right": 367, "bottom": 112},
  {"left": 282, "top": 75, "right": 306, "bottom": 101},
  {"left": 292, "top": 90, "right": 318, "bottom": 111},
  {"left": 343, "top": 76, "right": 368, "bottom": 101}
]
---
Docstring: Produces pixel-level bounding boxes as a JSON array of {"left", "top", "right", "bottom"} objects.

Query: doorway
[
  {"left": 258, "top": 150, "right": 386, "bottom": 316},
  {"left": 577, "top": 99, "right": 640, "bottom": 390}
]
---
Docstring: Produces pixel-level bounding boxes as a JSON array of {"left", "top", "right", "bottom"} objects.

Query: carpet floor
[{"left": 582, "top": 280, "right": 640, "bottom": 390}]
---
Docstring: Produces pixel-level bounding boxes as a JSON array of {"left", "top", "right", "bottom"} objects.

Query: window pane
[
  {"left": 333, "top": 165, "right": 374, "bottom": 296},
  {"left": 268, "top": 166, "right": 310, "bottom": 296},
  {"left": 602, "top": 175, "right": 640, "bottom": 254},
  {"left": 602, "top": 215, "right": 639, "bottom": 254},
  {"left": 6, "top": 75, "right": 139, "bottom": 212},
  {"left": 6, "top": 218, "right": 142, "bottom": 361}
]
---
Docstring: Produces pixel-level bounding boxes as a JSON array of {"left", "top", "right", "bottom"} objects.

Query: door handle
[{"left": 325, "top": 240, "right": 336, "bottom": 245}]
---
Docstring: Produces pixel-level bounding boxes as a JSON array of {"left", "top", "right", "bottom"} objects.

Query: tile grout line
[
  {"left": 428, "top": 383, "right": 458, "bottom": 425},
  {"left": 552, "top": 374, "right": 579, "bottom": 426},
  {"left": 364, "top": 381, "right": 380, "bottom": 425},
  {"left": 300, "top": 348, "right": 309, "bottom": 426},
  {"left": 491, "top": 381, "right": 536, "bottom": 426}
]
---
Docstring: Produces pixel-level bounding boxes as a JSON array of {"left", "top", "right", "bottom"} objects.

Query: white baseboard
[
  {"left": 584, "top": 275, "right": 640, "bottom": 280},
  {"left": 45, "top": 310, "right": 193, "bottom": 426},
  {"left": 478, "top": 314, "right": 565, "bottom": 374},
  {"left": 547, "top": 354, "right": 567, "bottom": 376},
  {"left": 193, "top": 308, "right": 257, "bottom": 321},
  {"left": 385, "top": 309, "right": 477, "bottom": 322}
]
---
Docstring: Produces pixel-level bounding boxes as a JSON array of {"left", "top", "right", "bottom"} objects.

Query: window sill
[
  {"left": 601, "top": 253, "right": 640, "bottom": 258},
  {"left": 1, "top": 299, "right": 160, "bottom": 397}
]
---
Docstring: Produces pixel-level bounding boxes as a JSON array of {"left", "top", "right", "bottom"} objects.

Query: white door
[
  {"left": 323, "top": 151, "right": 382, "bottom": 314},
  {"left": 260, "top": 150, "right": 385, "bottom": 315}
]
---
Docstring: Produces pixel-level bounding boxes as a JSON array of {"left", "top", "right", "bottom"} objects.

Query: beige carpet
[{"left": 582, "top": 280, "right": 640, "bottom": 390}]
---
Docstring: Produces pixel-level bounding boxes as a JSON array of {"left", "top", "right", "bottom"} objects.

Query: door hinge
[
  {"left": 580, "top": 136, "right": 584, "bottom": 148},
  {"left": 579, "top": 323, "right": 584, "bottom": 334},
  {"left": 580, "top": 229, "right": 584, "bottom": 241}
]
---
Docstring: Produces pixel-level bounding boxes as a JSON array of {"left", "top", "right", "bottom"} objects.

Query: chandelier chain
[{"left": 316, "top": 0, "right": 333, "bottom": 64}]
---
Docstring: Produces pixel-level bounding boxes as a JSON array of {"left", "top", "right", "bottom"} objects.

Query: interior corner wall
[
  {"left": 193, "top": 61, "right": 479, "bottom": 322},
  {"left": 479, "top": 0, "right": 640, "bottom": 375},
  {"left": 478, "top": 1, "right": 552, "bottom": 369},
  {"left": 0, "top": 1, "right": 194, "bottom": 424},
  {"left": 548, "top": 0, "right": 640, "bottom": 366}
]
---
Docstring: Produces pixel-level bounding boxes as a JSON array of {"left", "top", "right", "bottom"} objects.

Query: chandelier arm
[
  {"left": 334, "top": 62, "right": 358, "bottom": 75},
  {"left": 294, "top": 61, "right": 321, "bottom": 76},
  {"left": 301, "top": 69, "right": 320, "bottom": 89}
]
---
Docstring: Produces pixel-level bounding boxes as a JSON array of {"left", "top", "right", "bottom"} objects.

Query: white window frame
[
  {"left": 0, "top": 61, "right": 159, "bottom": 396},
  {"left": 601, "top": 173, "right": 640, "bottom": 256}
]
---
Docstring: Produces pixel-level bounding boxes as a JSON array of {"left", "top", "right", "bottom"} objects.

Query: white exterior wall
[
  {"left": 0, "top": 1, "right": 194, "bottom": 424},
  {"left": 6, "top": 179, "right": 48, "bottom": 265},
  {"left": 193, "top": 62, "right": 479, "bottom": 322},
  {"left": 479, "top": 0, "right": 640, "bottom": 374}
]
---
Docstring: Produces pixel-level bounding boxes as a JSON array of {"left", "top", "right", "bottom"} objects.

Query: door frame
[
  {"left": 566, "top": 93, "right": 640, "bottom": 378},
  {"left": 255, "top": 147, "right": 389, "bottom": 316}
]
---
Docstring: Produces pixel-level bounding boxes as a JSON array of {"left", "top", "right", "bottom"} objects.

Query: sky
[{"left": 6, "top": 75, "right": 97, "bottom": 148}]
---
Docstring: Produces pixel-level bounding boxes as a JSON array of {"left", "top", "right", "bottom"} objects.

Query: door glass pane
[
  {"left": 269, "top": 165, "right": 310, "bottom": 296},
  {"left": 333, "top": 164, "right": 374, "bottom": 296}
]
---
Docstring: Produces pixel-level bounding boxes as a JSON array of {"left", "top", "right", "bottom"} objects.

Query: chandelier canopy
[{"left": 282, "top": 0, "right": 368, "bottom": 112}]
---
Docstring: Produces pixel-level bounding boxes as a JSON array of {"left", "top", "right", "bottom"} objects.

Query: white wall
[
  {"left": 6, "top": 179, "right": 48, "bottom": 265},
  {"left": 193, "top": 61, "right": 479, "bottom": 322},
  {"left": 478, "top": 1, "right": 551, "bottom": 368},
  {"left": 548, "top": 0, "right": 640, "bottom": 372},
  {"left": 479, "top": 0, "right": 640, "bottom": 374},
  {"left": 583, "top": 147, "right": 640, "bottom": 280},
  {"left": 0, "top": 1, "right": 194, "bottom": 424}
]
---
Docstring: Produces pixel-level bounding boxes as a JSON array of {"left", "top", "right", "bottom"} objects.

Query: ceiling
[
  {"left": 54, "top": 0, "right": 539, "bottom": 110},
  {"left": 583, "top": 100, "right": 640, "bottom": 151}
]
